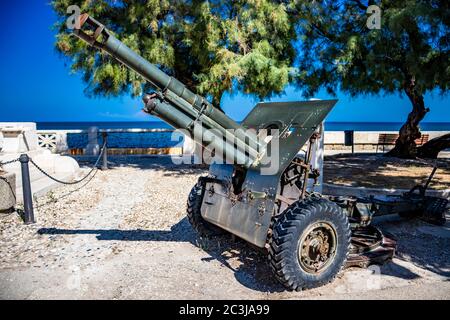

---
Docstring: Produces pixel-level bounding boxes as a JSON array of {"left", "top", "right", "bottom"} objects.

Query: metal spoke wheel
[{"left": 298, "top": 222, "right": 337, "bottom": 274}]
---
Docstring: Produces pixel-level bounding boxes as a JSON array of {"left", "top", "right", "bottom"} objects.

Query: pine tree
[
  {"left": 52, "top": 0, "right": 296, "bottom": 110},
  {"left": 53, "top": 1, "right": 449, "bottom": 158},
  {"left": 289, "top": 0, "right": 449, "bottom": 158}
]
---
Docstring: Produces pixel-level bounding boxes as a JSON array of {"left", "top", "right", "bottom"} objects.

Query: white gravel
[{"left": 0, "top": 155, "right": 449, "bottom": 299}]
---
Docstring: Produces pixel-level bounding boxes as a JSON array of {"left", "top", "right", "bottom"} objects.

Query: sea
[
  {"left": 36, "top": 121, "right": 450, "bottom": 149},
  {"left": 36, "top": 121, "right": 450, "bottom": 131}
]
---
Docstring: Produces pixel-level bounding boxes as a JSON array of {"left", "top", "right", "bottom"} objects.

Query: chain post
[
  {"left": 101, "top": 132, "right": 108, "bottom": 170},
  {"left": 19, "top": 154, "right": 35, "bottom": 224}
]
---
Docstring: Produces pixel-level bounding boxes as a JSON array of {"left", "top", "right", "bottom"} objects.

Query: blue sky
[{"left": 0, "top": 1, "right": 448, "bottom": 123}]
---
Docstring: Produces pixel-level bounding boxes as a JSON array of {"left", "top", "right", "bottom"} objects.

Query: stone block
[
  {"left": 0, "top": 122, "right": 38, "bottom": 153},
  {"left": 0, "top": 171, "right": 16, "bottom": 211}
]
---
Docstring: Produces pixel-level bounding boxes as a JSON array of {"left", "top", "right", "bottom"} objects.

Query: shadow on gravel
[
  {"left": 37, "top": 204, "right": 450, "bottom": 291},
  {"left": 379, "top": 261, "right": 421, "bottom": 280},
  {"left": 323, "top": 153, "right": 450, "bottom": 189},
  {"left": 37, "top": 217, "right": 285, "bottom": 293},
  {"left": 374, "top": 215, "right": 450, "bottom": 278},
  {"left": 74, "top": 155, "right": 208, "bottom": 177}
]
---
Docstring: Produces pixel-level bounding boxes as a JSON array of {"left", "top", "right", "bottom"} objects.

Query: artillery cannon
[{"left": 73, "top": 14, "right": 447, "bottom": 291}]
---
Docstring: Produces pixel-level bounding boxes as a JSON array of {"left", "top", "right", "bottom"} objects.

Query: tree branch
[
  {"left": 418, "top": 134, "right": 450, "bottom": 159},
  {"left": 310, "top": 23, "right": 336, "bottom": 43},
  {"left": 351, "top": 0, "right": 368, "bottom": 10}
]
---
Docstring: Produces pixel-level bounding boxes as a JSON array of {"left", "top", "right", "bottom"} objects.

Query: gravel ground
[
  {"left": 324, "top": 153, "right": 450, "bottom": 190},
  {"left": 0, "top": 155, "right": 449, "bottom": 299}
]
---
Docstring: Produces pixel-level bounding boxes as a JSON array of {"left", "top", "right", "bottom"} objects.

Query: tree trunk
[
  {"left": 417, "top": 133, "right": 450, "bottom": 159},
  {"left": 386, "top": 77, "right": 429, "bottom": 159}
]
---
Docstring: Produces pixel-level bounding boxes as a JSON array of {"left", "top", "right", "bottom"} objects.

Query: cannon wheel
[
  {"left": 269, "top": 197, "right": 351, "bottom": 291},
  {"left": 187, "top": 183, "right": 224, "bottom": 237}
]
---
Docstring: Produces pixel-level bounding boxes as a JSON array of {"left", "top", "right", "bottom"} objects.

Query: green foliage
[
  {"left": 53, "top": 0, "right": 448, "bottom": 115},
  {"left": 52, "top": 0, "right": 296, "bottom": 105},
  {"left": 290, "top": 0, "right": 449, "bottom": 98}
]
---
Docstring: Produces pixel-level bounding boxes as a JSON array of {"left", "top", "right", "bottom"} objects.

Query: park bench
[
  {"left": 414, "top": 133, "right": 429, "bottom": 146},
  {"left": 376, "top": 133, "right": 429, "bottom": 153},
  {"left": 376, "top": 133, "right": 399, "bottom": 153}
]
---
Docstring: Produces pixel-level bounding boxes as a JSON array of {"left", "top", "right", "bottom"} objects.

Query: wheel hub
[{"left": 298, "top": 222, "right": 337, "bottom": 274}]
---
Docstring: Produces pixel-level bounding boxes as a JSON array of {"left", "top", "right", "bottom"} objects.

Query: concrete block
[
  {"left": 354, "top": 132, "right": 379, "bottom": 144},
  {"left": 0, "top": 122, "right": 38, "bottom": 153},
  {"left": 0, "top": 171, "right": 16, "bottom": 211},
  {"left": 53, "top": 155, "right": 80, "bottom": 173},
  {"left": 31, "top": 149, "right": 56, "bottom": 173},
  {"left": 30, "top": 150, "right": 79, "bottom": 175},
  {"left": 324, "top": 131, "right": 344, "bottom": 144},
  {"left": 428, "top": 131, "right": 450, "bottom": 139}
]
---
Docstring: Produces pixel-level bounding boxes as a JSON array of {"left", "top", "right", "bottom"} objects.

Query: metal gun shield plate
[{"left": 201, "top": 100, "right": 337, "bottom": 248}]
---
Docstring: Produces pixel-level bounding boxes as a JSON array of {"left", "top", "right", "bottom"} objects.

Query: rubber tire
[
  {"left": 186, "top": 183, "right": 224, "bottom": 237},
  {"left": 269, "top": 197, "right": 351, "bottom": 291}
]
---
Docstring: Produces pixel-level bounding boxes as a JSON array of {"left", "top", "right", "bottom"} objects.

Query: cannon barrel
[{"left": 73, "top": 14, "right": 261, "bottom": 166}]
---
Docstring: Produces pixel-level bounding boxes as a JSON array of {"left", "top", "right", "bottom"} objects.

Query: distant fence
[
  {"left": 36, "top": 129, "right": 450, "bottom": 155},
  {"left": 323, "top": 131, "right": 448, "bottom": 151},
  {"left": 37, "top": 128, "right": 184, "bottom": 155}
]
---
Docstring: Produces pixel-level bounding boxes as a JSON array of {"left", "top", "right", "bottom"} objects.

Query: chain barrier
[
  {"left": 0, "top": 158, "right": 20, "bottom": 166},
  {"left": 0, "top": 139, "right": 107, "bottom": 224},
  {"left": 27, "top": 140, "right": 107, "bottom": 185}
]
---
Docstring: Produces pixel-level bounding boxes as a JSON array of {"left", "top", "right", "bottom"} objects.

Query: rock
[
  {"left": 0, "top": 171, "right": 16, "bottom": 211},
  {"left": 0, "top": 131, "right": 3, "bottom": 152}
]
